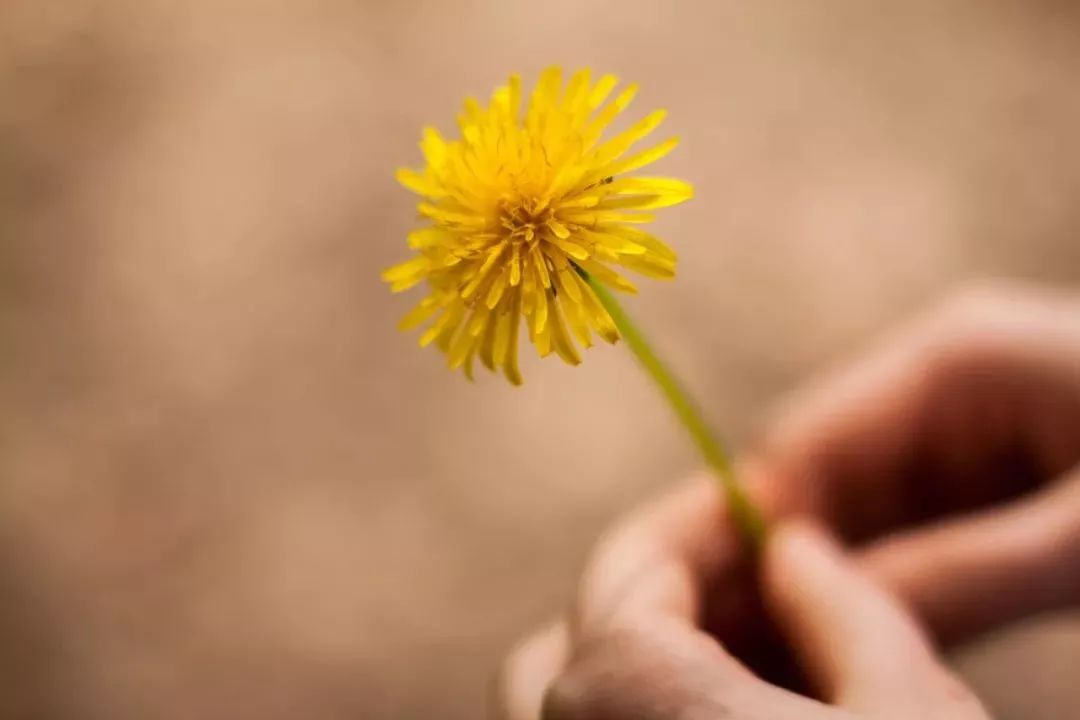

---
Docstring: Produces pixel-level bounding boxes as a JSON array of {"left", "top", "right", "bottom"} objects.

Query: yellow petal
[
  {"left": 599, "top": 195, "right": 685, "bottom": 211},
  {"left": 533, "top": 281, "right": 549, "bottom": 334},
  {"left": 509, "top": 245, "right": 522, "bottom": 286},
  {"left": 575, "top": 259, "right": 638, "bottom": 294},
  {"left": 562, "top": 68, "right": 591, "bottom": 112},
  {"left": 447, "top": 321, "right": 477, "bottom": 369},
  {"left": 420, "top": 127, "right": 447, "bottom": 167},
  {"left": 462, "top": 345, "right": 477, "bottom": 381},
  {"left": 527, "top": 66, "right": 563, "bottom": 132},
  {"left": 485, "top": 267, "right": 510, "bottom": 309},
  {"left": 479, "top": 312, "right": 498, "bottom": 370},
  {"left": 591, "top": 109, "right": 667, "bottom": 165},
  {"left": 530, "top": 245, "right": 552, "bottom": 288},
  {"left": 549, "top": 299, "right": 582, "bottom": 366},
  {"left": 546, "top": 219, "right": 571, "bottom": 239},
  {"left": 561, "top": 292, "right": 593, "bottom": 348},
  {"left": 521, "top": 258, "right": 538, "bottom": 317},
  {"left": 420, "top": 302, "right": 465, "bottom": 348},
  {"left": 590, "top": 136, "right": 680, "bottom": 181},
  {"left": 614, "top": 252, "right": 677, "bottom": 279},
  {"left": 600, "top": 225, "right": 677, "bottom": 262},
  {"left": 468, "top": 302, "right": 493, "bottom": 336},
  {"left": 555, "top": 265, "right": 583, "bottom": 303},
  {"left": 460, "top": 245, "right": 505, "bottom": 300},
  {"left": 548, "top": 235, "right": 590, "bottom": 260},
  {"left": 503, "top": 291, "right": 524, "bottom": 385},
  {"left": 533, "top": 303, "right": 553, "bottom": 357},
  {"left": 603, "top": 176, "right": 694, "bottom": 199},
  {"left": 381, "top": 257, "right": 429, "bottom": 293},
  {"left": 381, "top": 256, "right": 427, "bottom": 282},
  {"left": 407, "top": 227, "right": 451, "bottom": 249},
  {"left": 493, "top": 304, "right": 514, "bottom": 366},
  {"left": 395, "top": 168, "right": 443, "bottom": 197},
  {"left": 507, "top": 73, "right": 522, "bottom": 121},
  {"left": 559, "top": 209, "right": 655, "bottom": 225},
  {"left": 417, "top": 205, "right": 484, "bottom": 229},
  {"left": 577, "top": 277, "right": 620, "bottom": 343},
  {"left": 578, "top": 229, "right": 647, "bottom": 255},
  {"left": 592, "top": 177, "right": 693, "bottom": 210},
  {"left": 398, "top": 296, "right": 441, "bottom": 331},
  {"left": 587, "top": 74, "right": 619, "bottom": 110},
  {"left": 586, "top": 84, "right": 638, "bottom": 143},
  {"left": 557, "top": 194, "right": 602, "bottom": 210}
]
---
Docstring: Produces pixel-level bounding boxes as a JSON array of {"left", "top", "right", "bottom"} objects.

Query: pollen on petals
[{"left": 383, "top": 66, "right": 691, "bottom": 384}]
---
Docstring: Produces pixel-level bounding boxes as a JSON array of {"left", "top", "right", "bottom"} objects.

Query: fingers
[
  {"left": 764, "top": 522, "right": 935, "bottom": 701},
  {"left": 757, "top": 284, "right": 1080, "bottom": 540},
  {"left": 539, "top": 616, "right": 836, "bottom": 720},
  {"left": 495, "top": 621, "right": 569, "bottom": 720},
  {"left": 495, "top": 476, "right": 800, "bottom": 720},
  {"left": 493, "top": 478, "right": 741, "bottom": 720},
  {"left": 572, "top": 472, "right": 785, "bottom": 637},
  {"left": 754, "top": 284, "right": 1080, "bottom": 646},
  {"left": 571, "top": 478, "right": 719, "bottom": 635},
  {"left": 497, "top": 285, "right": 1080, "bottom": 720},
  {"left": 860, "top": 465, "right": 1080, "bottom": 645},
  {"left": 763, "top": 522, "right": 990, "bottom": 719},
  {"left": 498, "top": 617, "right": 800, "bottom": 720}
]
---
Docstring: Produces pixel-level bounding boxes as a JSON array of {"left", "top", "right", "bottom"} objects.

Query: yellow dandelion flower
[{"left": 383, "top": 66, "right": 693, "bottom": 385}]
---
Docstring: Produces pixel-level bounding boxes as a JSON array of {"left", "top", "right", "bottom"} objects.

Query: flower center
[{"left": 498, "top": 196, "right": 553, "bottom": 244}]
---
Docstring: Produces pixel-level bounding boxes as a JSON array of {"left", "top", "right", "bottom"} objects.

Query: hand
[
  {"left": 495, "top": 284, "right": 1080, "bottom": 719},
  {"left": 758, "top": 284, "right": 1080, "bottom": 641},
  {"left": 501, "top": 520, "right": 989, "bottom": 716}
]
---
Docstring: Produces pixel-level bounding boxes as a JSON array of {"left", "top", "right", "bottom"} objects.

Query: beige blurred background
[{"left": 2, "top": 1, "right": 1079, "bottom": 718}]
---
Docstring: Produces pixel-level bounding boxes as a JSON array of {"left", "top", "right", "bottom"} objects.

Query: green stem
[{"left": 581, "top": 271, "right": 767, "bottom": 547}]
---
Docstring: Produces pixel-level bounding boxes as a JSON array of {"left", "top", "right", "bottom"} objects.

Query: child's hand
[{"left": 496, "top": 285, "right": 1080, "bottom": 719}]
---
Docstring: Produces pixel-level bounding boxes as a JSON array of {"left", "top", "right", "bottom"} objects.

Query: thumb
[{"left": 762, "top": 521, "right": 988, "bottom": 718}]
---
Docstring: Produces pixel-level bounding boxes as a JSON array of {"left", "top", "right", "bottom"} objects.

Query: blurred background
[{"left": 2, "top": 1, "right": 1079, "bottom": 718}]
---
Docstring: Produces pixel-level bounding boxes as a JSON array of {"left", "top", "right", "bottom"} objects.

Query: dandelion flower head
[{"left": 383, "top": 67, "right": 692, "bottom": 384}]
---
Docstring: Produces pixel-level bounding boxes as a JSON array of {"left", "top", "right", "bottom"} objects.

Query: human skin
[{"left": 496, "top": 285, "right": 1080, "bottom": 719}]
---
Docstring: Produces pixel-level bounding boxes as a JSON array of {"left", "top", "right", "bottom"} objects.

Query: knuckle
[
  {"left": 541, "top": 646, "right": 625, "bottom": 720},
  {"left": 1062, "top": 478, "right": 1080, "bottom": 559},
  {"left": 493, "top": 640, "right": 530, "bottom": 711},
  {"left": 1030, "top": 477, "right": 1080, "bottom": 594},
  {"left": 920, "top": 668, "right": 991, "bottom": 720},
  {"left": 541, "top": 623, "right": 742, "bottom": 720},
  {"left": 915, "top": 284, "right": 1036, "bottom": 387},
  {"left": 931, "top": 281, "right": 1029, "bottom": 341},
  {"left": 926, "top": 279, "right": 1061, "bottom": 354},
  {"left": 539, "top": 626, "right": 668, "bottom": 720},
  {"left": 541, "top": 666, "right": 601, "bottom": 720},
  {"left": 942, "top": 281, "right": 1020, "bottom": 319},
  {"left": 937, "top": 279, "right": 1047, "bottom": 326},
  {"left": 493, "top": 622, "right": 571, "bottom": 720}
]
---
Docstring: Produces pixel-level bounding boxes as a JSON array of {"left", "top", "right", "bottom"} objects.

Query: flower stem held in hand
[{"left": 581, "top": 270, "right": 767, "bottom": 547}]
